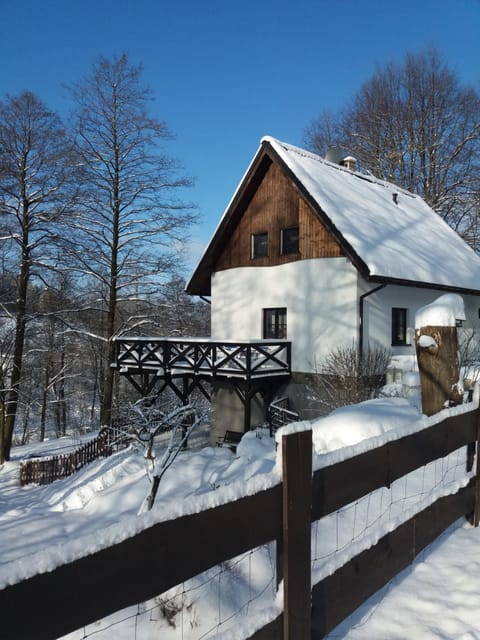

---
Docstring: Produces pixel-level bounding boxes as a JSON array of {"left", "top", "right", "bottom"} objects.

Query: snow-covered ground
[{"left": 1, "top": 395, "right": 480, "bottom": 639}]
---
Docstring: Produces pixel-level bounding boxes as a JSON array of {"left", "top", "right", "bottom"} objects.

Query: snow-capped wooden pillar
[
  {"left": 281, "top": 427, "right": 312, "bottom": 640},
  {"left": 414, "top": 294, "right": 464, "bottom": 416}
]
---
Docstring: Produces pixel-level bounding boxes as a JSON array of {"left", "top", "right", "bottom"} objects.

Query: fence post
[
  {"left": 474, "top": 405, "right": 480, "bottom": 527},
  {"left": 282, "top": 428, "right": 312, "bottom": 639}
]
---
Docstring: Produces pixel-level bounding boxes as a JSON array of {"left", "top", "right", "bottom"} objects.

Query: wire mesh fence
[
  {"left": 311, "top": 446, "right": 472, "bottom": 586},
  {"left": 56, "top": 442, "right": 474, "bottom": 640},
  {"left": 5, "top": 406, "right": 477, "bottom": 640},
  {"left": 59, "top": 544, "right": 278, "bottom": 640}
]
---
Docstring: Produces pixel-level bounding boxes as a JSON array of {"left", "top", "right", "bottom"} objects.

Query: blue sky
[{"left": 1, "top": 0, "right": 479, "bottom": 272}]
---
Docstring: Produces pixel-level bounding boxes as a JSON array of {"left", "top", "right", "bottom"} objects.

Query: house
[
  {"left": 114, "top": 137, "right": 480, "bottom": 441},
  {"left": 187, "top": 136, "right": 480, "bottom": 380}
]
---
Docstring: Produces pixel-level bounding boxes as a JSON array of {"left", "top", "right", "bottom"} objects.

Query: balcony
[{"left": 113, "top": 337, "right": 291, "bottom": 381}]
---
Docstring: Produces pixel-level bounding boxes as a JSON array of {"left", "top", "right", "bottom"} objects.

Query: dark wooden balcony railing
[{"left": 113, "top": 337, "right": 291, "bottom": 381}]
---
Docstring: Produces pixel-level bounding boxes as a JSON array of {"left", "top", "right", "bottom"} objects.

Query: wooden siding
[
  {"left": 214, "top": 161, "right": 343, "bottom": 272},
  {"left": 299, "top": 199, "right": 343, "bottom": 259}
]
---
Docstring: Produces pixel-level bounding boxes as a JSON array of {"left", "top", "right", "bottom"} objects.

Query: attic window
[
  {"left": 251, "top": 232, "right": 268, "bottom": 259},
  {"left": 281, "top": 226, "right": 299, "bottom": 255}
]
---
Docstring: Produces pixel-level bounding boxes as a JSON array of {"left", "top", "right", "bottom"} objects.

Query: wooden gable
[
  {"left": 299, "top": 198, "right": 344, "bottom": 260},
  {"left": 186, "top": 143, "right": 350, "bottom": 296},
  {"left": 188, "top": 136, "right": 480, "bottom": 298},
  {"left": 214, "top": 158, "right": 343, "bottom": 273}
]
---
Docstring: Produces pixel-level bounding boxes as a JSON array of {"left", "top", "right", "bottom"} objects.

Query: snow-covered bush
[{"left": 312, "top": 343, "right": 391, "bottom": 413}]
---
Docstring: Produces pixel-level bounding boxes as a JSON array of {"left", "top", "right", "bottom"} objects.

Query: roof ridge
[{"left": 262, "top": 135, "right": 417, "bottom": 200}]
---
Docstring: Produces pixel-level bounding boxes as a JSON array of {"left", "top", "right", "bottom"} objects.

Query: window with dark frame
[
  {"left": 251, "top": 232, "right": 268, "bottom": 259},
  {"left": 391, "top": 308, "right": 409, "bottom": 346},
  {"left": 263, "top": 307, "right": 287, "bottom": 339},
  {"left": 281, "top": 226, "right": 299, "bottom": 255}
]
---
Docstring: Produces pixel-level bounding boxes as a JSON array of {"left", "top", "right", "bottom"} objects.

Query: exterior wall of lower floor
[
  {"left": 211, "top": 258, "right": 359, "bottom": 374},
  {"left": 361, "top": 283, "right": 480, "bottom": 366},
  {"left": 210, "top": 261, "right": 480, "bottom": 376},
  {"left": 209, "top": 382, "right": 269, "bottom": 444}
]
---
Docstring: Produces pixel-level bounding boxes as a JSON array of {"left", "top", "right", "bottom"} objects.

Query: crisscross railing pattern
[{"left": 113, "top": 337, "right": 291, "bottom": 380}]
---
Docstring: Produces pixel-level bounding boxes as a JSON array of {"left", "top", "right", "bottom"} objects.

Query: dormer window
[
  {"left": 281, "top": 226, "right": 299, "bottom": 255},
  {"left": 251, "top": 232, "right": 268, "bottom": 259}
]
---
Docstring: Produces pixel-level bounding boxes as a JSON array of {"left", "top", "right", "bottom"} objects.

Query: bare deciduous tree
[
  {"left": 68, "top": 53, "right": 197, "bottom": 427},
  {"left": 0, "top": 91, "right": 75, "bottom": 461},
  {"left": 305, "top": 47, "right": 480, "bottom": 245}
]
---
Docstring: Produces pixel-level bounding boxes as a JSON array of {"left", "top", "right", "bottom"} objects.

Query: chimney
[{"left": 341, "top": 155, "right": 357, "bottom": 171}]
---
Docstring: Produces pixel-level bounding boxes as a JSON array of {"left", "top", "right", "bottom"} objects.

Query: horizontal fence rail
[
  {"left": 2, "top": 405, "right": 479, "bottom": 639},
  {"left": 311, "top": 409, "right": 478, "bottom": 520},
  {"left": 113, "top": 337, "right": 292, "bottom": 380},
  {"left": 310, "top": 479, "right": 475, "bottom": 638},
  {"left": 2, "top": 485, "right": 282, "bottom": 640}
]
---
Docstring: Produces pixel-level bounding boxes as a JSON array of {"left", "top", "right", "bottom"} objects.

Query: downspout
[{"left": 359, "top": 283, "right": 387, "bottom": 357}]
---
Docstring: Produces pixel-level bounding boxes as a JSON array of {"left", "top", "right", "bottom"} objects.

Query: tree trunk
[
  {"left": 0, "top": 364, "right": 6, "bottom": 463},
  {"left": 21, "top": 392, "right": 31, "bottom": 446},
  {"left": 99, "top": 195, "right": 119, "bottom": 426},
  {"left": 90, "top": 351, "right": 99, "bottom": 429},
  {"left": 100, "top": 339, "right": 116, "bottom": 426},
  {"left": 3, "top": 239, "right": 29, "bottom": 460},
  {"left": 39, "top": 354, "right": 52, "bottom": 442},
  {"left": 415, "top": 325, "right": 462, "bottom": 416},
  {"left": 99, "top": 88, "right": 120, "bottom": 428},
  {"left": 0, "top": 399, "right": 5, "bottom": 464},
  {"left": 53, "top": 344, "right": 67, "bottom": 437}
]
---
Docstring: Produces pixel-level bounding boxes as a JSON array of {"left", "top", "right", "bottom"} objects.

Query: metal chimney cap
[{"left": 325, "top": 147, "right": 345, "bottom": 164}]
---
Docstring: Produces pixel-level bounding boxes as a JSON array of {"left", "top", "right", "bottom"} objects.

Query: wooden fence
[
  {"left": 2, "top": 405, "right": 479, "bottom": 640},
  {"left": 19, "top": 430, "right": 114, "bottom": 486}
]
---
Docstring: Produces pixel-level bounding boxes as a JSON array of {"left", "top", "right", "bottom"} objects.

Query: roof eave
[{"left": 368, "top": 274, "right": 480, "bottom": 296}]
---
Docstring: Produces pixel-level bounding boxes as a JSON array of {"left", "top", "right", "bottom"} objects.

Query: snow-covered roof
[
  {"left": 187, "top": 136, "right": 480, "bottom": 295},
  {"left": 264, "top": 136, "right": 480, "bottom": 293}
]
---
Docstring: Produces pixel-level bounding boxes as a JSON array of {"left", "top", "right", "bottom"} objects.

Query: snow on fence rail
[{"left": 3, "top": 405, "right": 480, "bottom": 639}]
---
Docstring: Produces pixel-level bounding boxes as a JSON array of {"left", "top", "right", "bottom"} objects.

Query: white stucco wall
[
  {"left": 211, "top": 260, "right": 480, "bottom": 375},
  {"left": 361, "top": 281, "right": 480, "bottom": 360},
  {"left": 211, "top": 258, "right": 359, "bottom": 373}
]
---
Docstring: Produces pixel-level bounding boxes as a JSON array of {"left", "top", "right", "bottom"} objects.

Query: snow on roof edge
[
  {"left": 262, "top": 135, "right": 418, "bottom": 200},
  {"left": 263, "top": 137, "right": 480, "bottom": 292}
]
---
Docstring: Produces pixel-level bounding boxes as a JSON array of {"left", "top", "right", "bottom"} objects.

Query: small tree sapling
[{"left": 120, "top": 396, "right": 205, "bottom": 512}]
